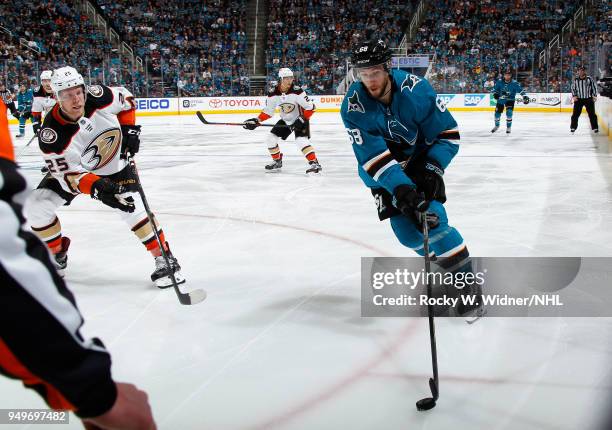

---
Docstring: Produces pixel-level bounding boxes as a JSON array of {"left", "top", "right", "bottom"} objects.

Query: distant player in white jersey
[
  {"left": 31, "top": 70, "right": 57, "bottom": 136},
  {"left": 243, "top": 68, "right": 322, "bottom": 173},
  {"left": 25, "top": 66, "right": 185, "bottom": 288}
]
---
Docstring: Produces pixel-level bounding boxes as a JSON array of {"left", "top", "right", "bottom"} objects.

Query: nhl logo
[
  {"left": 88, "top": 85, "right": 104, "bottom": 97},
  {"left": 40, "top": 128, "right": 58, "bottom": 144}
]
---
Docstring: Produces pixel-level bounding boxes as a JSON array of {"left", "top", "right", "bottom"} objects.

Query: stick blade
[
  {"left": 416, "top": 397, "right": 437, "bottom": 411},
  {"left": 178, "top": 288, "right": 207, "bottom": 305},
  {"left": 196, "top": 111, "right": 209, "bottom": 124}
]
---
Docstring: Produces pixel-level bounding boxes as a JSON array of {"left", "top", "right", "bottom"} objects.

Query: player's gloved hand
[
  {"left": 90, "top": 178, "right": 135, "bottom": 213},
  {"left": 394, "top": 184, "right": 429, "bottom": 215},
  {"left": 493, "top": 93, "right": 499, "bottom": 100},
  {"left": 522, "top": 95, "right": 530, "bottom": 104},
  {"left": 32, "top": 122, "right": 41, "bottom": 136},
  {"left": 292, "top": 116, "right": 307, "bottom": 132},
  {"left": 411, "top": 159, "right": 446, "bottom": 203},
  {"left": 243, "top": 118, "right": 260, "bottom": 130},
  {"left": 120, "top": 124, "right": 141, "bottom": 159}
]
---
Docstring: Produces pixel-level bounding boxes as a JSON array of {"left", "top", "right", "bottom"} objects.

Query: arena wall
[
  {"left": 5, "top": 93, "right": 574, "bottom": 125},
  {"left": 596, "top": 95, "right": 612, "bottom": 141}
]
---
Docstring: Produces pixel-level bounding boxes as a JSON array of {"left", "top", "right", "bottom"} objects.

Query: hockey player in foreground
[
  {"left": 243, "top": 68, "right": 322, "bottom": 173},
  {"left": 0, "top": 99, "right": 156, "bottom": 430},
  {"left": 341, "top": 39, "right": 483, "bottom": 319},
  {"left": 491, "top": 68, "right": 529, "bottom": 134},
  {"left": 25, "top": 66, "right": 185, "bottom": 288}
]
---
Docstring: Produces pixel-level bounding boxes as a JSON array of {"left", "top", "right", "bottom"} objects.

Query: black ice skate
[
  {"left": 53, "top": 237, "right": 71, "bottom": 277},
  {"left": 306, "top": 160, "right": 322, "bottom": 174},
  {"left": 455, "top": 283, "right": 486, "bottom": 324},
  {"left": 15, "top": 132, "right": 24, "bottom": 138},
  {"left": 265, "top": 156, "right": 283, "bottom": 171},
  {"left": 151, "top": 251, "right": 185, "bottom": 288},
  {"left": 506, "top": 128, "right": 511, "bottom": 134},
  {"left": 491, "top": 125, "right": 499, "bottom": 133}
]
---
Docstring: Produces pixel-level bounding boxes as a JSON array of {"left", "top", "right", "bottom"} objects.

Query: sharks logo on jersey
[
  {"left": 387, "top": 119, "right": 417, "bottom": 145},
  {"left": 400, "top": 74, "right": 422, "bottom": 93},
  {"left": 347, "top": 91, "right": 365, "bottom": 114}
]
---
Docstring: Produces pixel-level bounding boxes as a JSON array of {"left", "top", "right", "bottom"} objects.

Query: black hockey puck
[{"left": 416, "top": 397, "right": 436, "bottom": 411}]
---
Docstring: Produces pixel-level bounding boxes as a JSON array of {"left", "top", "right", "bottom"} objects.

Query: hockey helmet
[
  {"left": 352, "top": 39, "right": 392, "bottom": 69},
  {"left": 51, "top": 66, "right": 85, "bottom": 95},
  {"left": 40, "top": 70, "right": 53, "bottom": 81},
  {"left": 278, "top": 68, "right": 294, "bottom": 79}
]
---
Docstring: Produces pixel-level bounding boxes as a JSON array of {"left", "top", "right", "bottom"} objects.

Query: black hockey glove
[
  {"left": 292, "top": 116, "right": 307, "bottom": 132},
  {"left": 120, "top": 124, "right": 141, "bottom": 159},
  {"left": 243, "top": 118, "right": 260, "bottom": 130},
  {"left": 522, "top": 95, "right": 530, "bottom": 104},
  {"left": 394, "top": 184, "right": 429, "bottom": 215},
  {"left": 410, "top": 159, "right": 446, "bottom": 203},
  {"left": 32, "top": 122, "right": 41, "bottom": 136},
  {"left": 493, "top": 93, "right": 499, "bottom": 100},
  {"left": 90, "top": 178, "right": 135, "bottom": 213}
]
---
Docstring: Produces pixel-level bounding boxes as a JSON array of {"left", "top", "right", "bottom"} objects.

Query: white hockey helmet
[
  {"left": 40, "top": 70, "right": 53, "bottom": 81},
  {"left": 51, "top": 66, "right": 85, "bottom": 95},
  {"left": 278, "top": 68, "right": 294, "bottom": 79}
]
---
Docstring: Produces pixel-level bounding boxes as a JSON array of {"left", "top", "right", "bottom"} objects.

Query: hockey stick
[
  {"left": 127, "top": 155, "right": 206, "bottom": 306},
  {"left": 416, "top": 211, "right": 439, "bottom": 411},
  {"left": 15, "top": 134, "right": 38, "bottom": 159},
  {"left": 196, "top": 111, "right": 290, "bottom": 128}
]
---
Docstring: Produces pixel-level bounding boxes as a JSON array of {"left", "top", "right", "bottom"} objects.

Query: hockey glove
[
  {"left": 522, "top": 95, "right": 530, "bottom": 104},
  {"left": 292, "top": 116, "right": 307, "bottom": 132},
  {"left": 90, "top": 178, "right": 135, "bottom": 213},
  {"left": 394, "top": 184, "right": 429, "bottom": 215},
  {"left": 120, "top": 124, "right": 141, "bottom": 158},
  {"left": 243, "top": 118, "right": 260, "bottom": 130},
  {"left": 493, "top": 93, "right": 499, "bottom": 100},
  {"left": 32, "top": 122, "right": 41, "bottom": 136},
  {"left": 410, "top": 159, "right": 446, "bottom": 203}
]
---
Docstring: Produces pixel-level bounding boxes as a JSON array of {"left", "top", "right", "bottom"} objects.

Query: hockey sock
[
  {"left": 131, "top": 216, "right": 168, "bottom": 256},
  {"left": 494, "top": 112, "right": 501, "bottom": 127},
  {"left": 268, "top": 145, "right": 282, "bottom": 160},
  {"left": 506, "top": 109, "right": 513, "bottom": 128},
  {"left": 32, "top": 217, "right": 63, "bottom": 253}
]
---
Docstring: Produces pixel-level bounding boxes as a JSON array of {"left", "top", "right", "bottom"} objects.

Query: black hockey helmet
[{"left": 352, "top": 39, "right": 392, "bottom": 69}]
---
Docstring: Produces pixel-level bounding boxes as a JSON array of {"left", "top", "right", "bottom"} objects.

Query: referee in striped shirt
[
  {"left": 0, "top": 102, "right": 155, "bottom": 429},
  {"left": 570, "top": 65, "right": 599, "bottom": 133}
]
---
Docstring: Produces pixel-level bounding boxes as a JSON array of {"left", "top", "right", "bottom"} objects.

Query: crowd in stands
[
  {"left": 1, "top": 0, "right": 609, "bottom": 98},
  {"left": 411, "top": 0, "right": 582, "bottom": 93},
  {"left": 96, "top": 0, "right": 249, "bottom": 96},
  {"left": 0, "top": 0, "right": 117, "bottom": 88},
  {"left": 265, "top": 0, "right": 415, "bottom": 94}
]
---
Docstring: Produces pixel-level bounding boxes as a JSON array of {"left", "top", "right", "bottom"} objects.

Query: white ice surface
[{"left": 2, "top": 112, "right": 612, "bottom": 430}]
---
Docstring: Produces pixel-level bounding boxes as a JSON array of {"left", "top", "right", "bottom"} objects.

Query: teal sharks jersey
[{"left": 340, "top": 69, "right": 460, "bottom": 195}]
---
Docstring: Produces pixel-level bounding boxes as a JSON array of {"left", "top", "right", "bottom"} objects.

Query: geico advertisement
[{"left": 134, "top": 98, "right": 178, "bottom": 112}]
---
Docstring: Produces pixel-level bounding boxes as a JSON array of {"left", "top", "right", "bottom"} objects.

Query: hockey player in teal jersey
[
  {"left": 15, "top": 83, "right": 34, "bottom": 138},
  {"left": 341, "top": 39, "right": 482, "bottom": 318},
  {"left": 491, "top": 68, "right": 529, "bottom": 134}
]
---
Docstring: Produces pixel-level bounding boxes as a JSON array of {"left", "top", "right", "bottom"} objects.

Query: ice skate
[
  {"left": 491, "top": 125, "right": 499, "bottom": 133},
  {"left": 265, "top": 156, "right": 283, "bottom": 172},
  {"left": 305, "top": 160, "right": 321, "bottom": 174},
  {"left": 506, "top": 128, "right": 511, "bottom": 134},
  {"left": 53, "top": 237, "right": 71, "bottom": 277},
  {"left": 151, "top": 251, "right": 185, "bottom": 288}
]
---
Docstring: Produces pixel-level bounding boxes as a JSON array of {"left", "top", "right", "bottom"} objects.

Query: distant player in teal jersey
[
  {"left": 491, "top": 68, "right": 529, "bottom": 134},
  {"left": 15, "top": 83, "right": 34, "bottom": 138}
]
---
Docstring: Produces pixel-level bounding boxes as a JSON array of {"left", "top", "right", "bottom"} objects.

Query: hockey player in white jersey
[
  {"left": 31, "top": 70, "right": 57, "bottom": 136},
  {"left": 243, "top": 68, "right": 322, "bottom": 173},
  {"left": 25, "top": 66, "right": 185, "bottom": 288}
]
